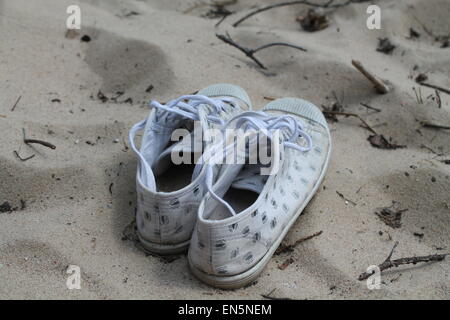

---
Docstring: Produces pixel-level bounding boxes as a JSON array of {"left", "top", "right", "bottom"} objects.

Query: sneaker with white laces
[
  {"left": 129, "top": 84, "right": 252, "bottom": 255},
  {"left": 188, "top": 98, "right": 331, "bottom": 288}
]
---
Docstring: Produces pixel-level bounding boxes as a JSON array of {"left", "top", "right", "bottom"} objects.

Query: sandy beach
[{"left": 0, "top": 0, "right": 449, "bottom": 299}]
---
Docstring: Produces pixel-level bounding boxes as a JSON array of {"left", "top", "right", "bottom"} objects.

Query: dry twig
[
  {"left": 22, "top": 128, "right": 56, "bottom": 150},
  {"left": 24, "top": 139, "right": 57, "bottom": 149},
  {"left": 321, "top": 110, "right": 405, "bottom": 149},
  {"left": 216, "top": 33, "right": 307, "bottom": 69},
  {"left": 418, "top": 82, "right": 450, "bottom": 96},
  {"left": 11, "top": 95, "right": 22, "bottom": 112},
  {"left": 352, "top": 60, "right": 390, "bottom": 94},
  {"left": 368, "top": 134, "right": 406, "bottom": 150},
  {"left": 261, "top": 289, "right": 293, "bottom": 300},
  {"left": 232, "top": 0, "right": 371, "bottom": 27},
  {"left": 421, "top": 122, "right": 450, "bottom": 130},
  {"left": 411, "top": 15, "right": 450, "bottom": 48},
  {"left": 13, "top": 150, "right": 35, "bottom": 162},
  {"left": 321, "top": 111, "right": 377, "bottom": 134},
  {"left": 435, "top": 90, "right": 442, "bottom": 108},
  {"left": 360, "top": 103, "right": 381, "bottom": 113},
  {"left": 412, "top": 87, "right": 423, "bottom": 104},
  {"left": 275, "top": 230, "right": 323, "bottom": 255},
  {"left": 358, "top": 242, "right": 449, "bottom": 281},
  {"left": 336, "top": 191, "right": 357, "bottom": 205}
]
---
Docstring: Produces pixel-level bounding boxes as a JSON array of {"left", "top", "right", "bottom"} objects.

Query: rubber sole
[
  {"left": 137, "top": 232, "right": 190, "bottom": 255},
  {"left": 188, "top": 132, "right": 332, "bottom": 289}
]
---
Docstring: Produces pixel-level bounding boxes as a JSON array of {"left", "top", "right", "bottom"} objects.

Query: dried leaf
[
  {"left": 437, "top": 35, "right": 449, "bottom": 48},
  {"left": 368, "top": 134, "right": 406, "bottom": 150},
  {"left": 0, "top": 201, "right": 12, "bottom": 213},
  {"left": 278, "top": 257, "right": 295, "bottom": 270},
  {"left": 415, "top": 73, "right": 428, "bottom": 83},
  {"left": 296, "top": 9, "right": 329, "bottom": 32},
  {"left": 375, "top": 207, "right": 407, "bottom": 229},
  {"left": 97, "top": 90, "right": 109, "bottom": 103},
  {"left": 409, "top": 28, "right": 421, "bottom": 39},
  {"left": 377, "top": 38, "right": 396, "bottom": 54},
  {"left": 322, "top": 101, "right": 344, "bottom": 123}
]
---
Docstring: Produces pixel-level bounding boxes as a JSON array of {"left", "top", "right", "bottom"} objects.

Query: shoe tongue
[
  {"left": 152, "top": 127, "right": 204, "bottom": 176},
  {"left": 220, "top": 130, "right": 271, "bottom": 194}
]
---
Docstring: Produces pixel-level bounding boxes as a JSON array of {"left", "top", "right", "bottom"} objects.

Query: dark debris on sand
[
  {"left": 0, "top": 201, "right": 12, "bottom": 213},
  {"left": 415, "top": 73, "right": 428, "bottom": 83},
  {"left": 0, "top": 200, "right": 26, "bottom": 213},
  {"left": 375, "top": 206, "right": 408, "bottom": 229},
  {"left": 296, "top": 9, "right": 329, "bottom": 32},
  {"left": 377, "top": 38, "right": 396, "bottom": 54},
  {"left": 368, "top": 134, "right": 406, "bottom": 150},
  {"left": 81, "top": 35, "right": 91, "bottom": 42}
]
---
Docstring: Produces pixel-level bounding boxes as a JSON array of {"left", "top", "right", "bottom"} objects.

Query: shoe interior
[
  {"left": 147, "top": 118, "right": 202, "bottom": 192},
  {"left": 205, "top": 162, "right": 268, "bottom": 220},
  {"left": 155, "top": 161, "right": 196, "bottom": 192},
  {"left": 208, "top": 187, "right": 259, "bottom": 220}
]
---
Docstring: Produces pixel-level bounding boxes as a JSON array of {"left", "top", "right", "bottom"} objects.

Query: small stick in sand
[
  {"left": 412, "top": 87, "right": 423, "bottom": 104},
  {"left": 22, "top": 128, "right": 56, "bottom": 150},
  {"left": 418, "top": 82, "right": 450, "bottom": 96},
  {"left": 336, "top": 191, "right": 357, "bottom": 206},
  {"left": 321, "top": 110, "right": 378, "bottom": 134},
  {"left": 421, "top": 122, "right": 450, "bottom": 130},
  {"left": 351, "top": 60, "right": 390, "bottom": 94},
  {"left": 24, "top": 139, "right": 57, "bottom": 149},
  {"left": 11, "top": 95, "right": 22, "bottom": 112},
  {"left": 216, "top": 33, "right": 307, "bottom": 69},
  {"left": 232, "top": 0, "right": 371, "bottom": 27},
  {"left": 261, "top": 289, "right": 292, "bottom": 300},
  {"left": 435, "top": 90, "right": 442, "bottom": 108},
  {"left": 275, "top": 230, "right": 323, "bottom": 255},
  {"left": 13, "top": 150, "right": 35, "bottom": 162},
  {"left": 358, "top": 242, "right": 449, "bottom": 281},
  {"left": 360, "top": 102, "right": 381, "bottom": 113},
  {"left": 0, "top": 114, "right": 6, "bottom": 118}
]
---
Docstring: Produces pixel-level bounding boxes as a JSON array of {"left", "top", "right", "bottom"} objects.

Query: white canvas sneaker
[
  {"left": 188, "top": 98, "right": 331, "bottom": 288},
  {"left": 129, "top": 84, "right": 252, "bottom": 255}
]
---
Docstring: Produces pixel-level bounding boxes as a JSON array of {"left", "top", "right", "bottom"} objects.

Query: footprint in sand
[
  {"left": 82, "top": 27, "right": 175, "bottom": 99},
  {"left": 371, "top": 168, "right": 450, "bottom": 248},
  {"left": 0, "top": 240, "right": 111, "bottom": 299}
]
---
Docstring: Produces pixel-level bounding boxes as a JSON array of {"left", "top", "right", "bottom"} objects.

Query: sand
[{"left": 0, "top": 0, "right": 449, "bottom": 299}]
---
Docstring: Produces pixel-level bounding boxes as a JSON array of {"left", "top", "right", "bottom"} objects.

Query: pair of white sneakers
[{"left": 129, "top": 84, "right": 331, "bottom": 289}]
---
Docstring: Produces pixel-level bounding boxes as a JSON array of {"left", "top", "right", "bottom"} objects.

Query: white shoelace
[
  {"left": 228, "top": 111, "right": 313, "bottom": 152},
  {"left": 204, "top": 111, "right": 313, "bottom": 216},
  {"left": 150, "top": 95, "right": 236, "bottom": 127},
  {"left": 129, "top": 95, "right": 235, "bottom": 189}
]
